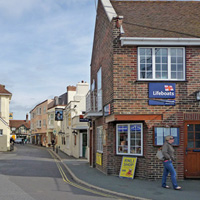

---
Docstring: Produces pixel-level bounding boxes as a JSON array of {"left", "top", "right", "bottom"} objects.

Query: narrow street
[{"left": 0, "top": 144, "right": 117, "bottom": 200}]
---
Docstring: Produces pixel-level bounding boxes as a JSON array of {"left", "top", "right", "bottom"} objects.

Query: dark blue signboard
[
  {"left": 79, "top": 115, "right": 90, "bottom": 122},
  {"left": 104, "top": 104, "right": 111, "bottom": 116},
  {"left": 149, "top": 83, "right": 176, "bottom": 99},
  {"left": 149, "top": 100, "right": 175, "bottom": 106}
]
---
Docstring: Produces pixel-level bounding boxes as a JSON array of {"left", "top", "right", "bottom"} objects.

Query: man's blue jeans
[{"left": 162, "top": 160, "right": 178, "bottom": 189}]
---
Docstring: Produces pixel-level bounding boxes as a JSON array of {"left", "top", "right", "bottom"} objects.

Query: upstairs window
[
  {"left": 138, "top": 47, "right": 185, "bottom": 81},
  {"left": 43, "top": 106, "right": 46, "bottom": 114},
  {"left": 0, "top": 129, "right": 3, "bottom": 136},
  {"left": 97, "top": 67, "right": 102, "bottom": 111},
  {"left": 37, "top": 107, "right": 42, "bottom": 115}
]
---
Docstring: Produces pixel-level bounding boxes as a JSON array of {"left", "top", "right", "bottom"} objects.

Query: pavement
[{"left": 51, "top": 148, "right": 200, "bottom": 200}]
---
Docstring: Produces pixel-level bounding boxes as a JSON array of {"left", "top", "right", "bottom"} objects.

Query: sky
[{"left": 0, "top": 0, "right": 97, "bottom": 120}]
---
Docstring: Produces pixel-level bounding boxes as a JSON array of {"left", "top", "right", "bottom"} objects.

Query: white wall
[{"left": 0, "top": 95, "right": 11, "bottom": 151}]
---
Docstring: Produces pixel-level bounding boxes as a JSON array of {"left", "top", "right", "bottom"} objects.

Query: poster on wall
[
  {"left": 119, "top": 157, "right": 137, "bottom": 179},
  {"left": 96, "top": 152, "right": 102, "bottom": 166}
]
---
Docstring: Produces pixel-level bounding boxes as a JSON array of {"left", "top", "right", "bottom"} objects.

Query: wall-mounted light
[
  {"left": 196, "top": 91, "right": 200, "bottom": 101},
  {"left": 72, "top": 130, "right": 78, "bottom": 135}
]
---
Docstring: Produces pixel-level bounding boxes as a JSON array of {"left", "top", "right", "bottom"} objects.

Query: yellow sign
[
  {"left": 96, "top": 152, "right": 102, "bottom": 166},
  {"left": 119, "top": 157, "right": 137, "bottom": 179},
  {"left": 9, "top": 113, "right": 13, "bottom": 119}
]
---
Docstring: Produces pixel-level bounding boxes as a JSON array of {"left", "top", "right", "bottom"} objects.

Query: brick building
[{"left": 85, "top": 0, "right": 200, "bottom": 180}]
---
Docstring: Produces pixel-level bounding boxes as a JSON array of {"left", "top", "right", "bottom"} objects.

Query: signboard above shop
[
  {"left": 79, "top": 115, "right": 90, "bottom": 122},
  {"left": 149, "top": 83, "right": 176, "bottom": 99}
]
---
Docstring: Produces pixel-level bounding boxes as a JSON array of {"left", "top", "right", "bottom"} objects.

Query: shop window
[
  {"left": 154, "top": 127, "right": 180, "bottom": 146},
  {"left": 116, "top": 123, "right": 143, "bottom": 156},
  {"left": 97, "top": 126, "right": 103, "bottom": 153}
]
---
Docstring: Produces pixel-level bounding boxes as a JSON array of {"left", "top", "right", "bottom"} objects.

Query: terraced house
[{"left": 86, "top": 0, "right": 200, "bottom": 179}]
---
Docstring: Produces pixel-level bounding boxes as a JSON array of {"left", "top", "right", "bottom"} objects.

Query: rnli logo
[{"left": 164, "top": 85, "right": 174, "bottom": 92}]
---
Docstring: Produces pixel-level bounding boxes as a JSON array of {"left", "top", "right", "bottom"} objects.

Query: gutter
[{"left": 120, "top": 37, "right": 200, "bottom": 46}]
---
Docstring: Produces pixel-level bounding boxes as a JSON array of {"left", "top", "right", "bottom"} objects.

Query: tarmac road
[{"left": 0, "top": 144, "right": 125, "bottom": 200}]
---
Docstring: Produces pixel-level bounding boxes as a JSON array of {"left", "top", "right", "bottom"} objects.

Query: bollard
[{"left": 56, "top": 146, "right": 58, "bottom": 154}]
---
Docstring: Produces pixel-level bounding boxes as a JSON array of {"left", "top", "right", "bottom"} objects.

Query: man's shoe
[
  {"left": 163, "top": 185, "right": 170, "bottom": 189},
  {"left": 175, "top": 186, "right": 181, "bottom": 190}
]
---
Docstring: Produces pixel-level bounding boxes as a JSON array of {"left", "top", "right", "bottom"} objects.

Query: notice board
[{"left": 119, "top": 157, "right": 137, "bottom": 179}]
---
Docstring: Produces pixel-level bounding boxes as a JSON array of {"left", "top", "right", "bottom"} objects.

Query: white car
[{"left": 15, "top": 138, "right": 23, "bottom": 144}]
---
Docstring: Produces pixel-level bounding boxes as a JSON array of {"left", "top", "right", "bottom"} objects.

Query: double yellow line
[{"left": 48, "top": 150, "right": 122, "bottom": 199}]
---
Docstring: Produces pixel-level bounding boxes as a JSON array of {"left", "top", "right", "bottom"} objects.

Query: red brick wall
[{"left": 91, "top": 1, "right": 200, "bottom": 180}]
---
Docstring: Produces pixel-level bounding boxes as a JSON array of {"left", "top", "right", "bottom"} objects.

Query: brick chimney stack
[
  {"left": 26, "top": 113, "right": 29, "bottom": 122},
  {"left": 67, "top": 86, "right": 76, "bottom": 92},
  {"left": 0, "top": 84, "right": 5, "bottom": 88}
]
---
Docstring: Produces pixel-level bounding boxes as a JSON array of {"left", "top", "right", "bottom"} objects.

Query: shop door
[
  {"left": 184, "top": 122, "right": 200, "bottom": 178},
  {"left": 82, "top": 133, "right": 87, "bottom": 158}
]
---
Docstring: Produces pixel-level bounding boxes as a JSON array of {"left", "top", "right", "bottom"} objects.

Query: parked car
[{"left": 15, "top": 138, "right": 23, "bottom": 144}]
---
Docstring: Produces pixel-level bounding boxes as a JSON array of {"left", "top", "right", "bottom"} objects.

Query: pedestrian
[
  {"left": 51, "top": 139, "right": 55, "bottom": 151},
  {"left": 161, "top": 135, "right": 181, "bottom": 190}
]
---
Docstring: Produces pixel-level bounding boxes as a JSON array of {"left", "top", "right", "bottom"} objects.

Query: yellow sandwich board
[{"left": 119, "top": 157, "right": 137, "bottom": 179}]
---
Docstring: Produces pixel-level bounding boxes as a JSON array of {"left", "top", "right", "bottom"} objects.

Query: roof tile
[{"left": 111, "top": 1, "right": 200, "bottom": 38}]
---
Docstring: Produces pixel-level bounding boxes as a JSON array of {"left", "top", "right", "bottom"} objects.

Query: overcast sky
[{"left": 0, "top": 0, "right": 97, "bottom": 120}]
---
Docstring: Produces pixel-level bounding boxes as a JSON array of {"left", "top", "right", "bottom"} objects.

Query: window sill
[
  {"left": 136, "top": 80, "right": 187, "bottom": 83},
  {"left": 117, "top": 153, "right": 143, "bottom": 156}
]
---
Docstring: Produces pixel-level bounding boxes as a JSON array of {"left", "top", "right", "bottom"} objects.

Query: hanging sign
[{"left": 119, "top": 157, "right": 137, "bottom": 179}]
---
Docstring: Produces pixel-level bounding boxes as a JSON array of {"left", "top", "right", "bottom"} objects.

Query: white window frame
[
  {"left": 138, "top": 47, "right": 185, "bottom": 81},
  {"left": 37, "top": 120, "right": 42, "bottom": 128},
  {"left": 97, "top": 126, "right": 103, "bottom": 153},
  {"left": 43, "top": 106, "right": 46, "bottom": 114},
  {"left": 97, "top": 67, "right": 102, "bottom": 111},
  {"left": 43, "top": 119, "right": 46, "bottom": 127},
  {"left": 37, "top": 107, "right": 42, "bottom": 115},
  {"left": 49, "top": 113, "right": 54, "bottom": 126},
  {"left": 116, "top": 123, "right": 143, "bottom": 156}
]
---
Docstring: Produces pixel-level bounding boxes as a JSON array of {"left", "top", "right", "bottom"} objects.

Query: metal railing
[{"left": 86, "top": 90, "right": 102, "bottom": 113}]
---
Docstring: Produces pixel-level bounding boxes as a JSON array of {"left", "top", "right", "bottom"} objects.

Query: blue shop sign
[
  {"left": 149, "top": 83, "right": 176, "bottom": 99},
  {"left": 130, "top": 125, "right": 141, "bottom": 131},
  {"left": 149, "top": 99, "right": 175, "bottom": 106}
]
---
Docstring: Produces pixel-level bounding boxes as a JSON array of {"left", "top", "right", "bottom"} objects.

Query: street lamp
[{"left": 196, "top": 91, "right": 200, "bottom": 101}]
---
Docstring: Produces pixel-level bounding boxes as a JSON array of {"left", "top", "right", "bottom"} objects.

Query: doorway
[
  {"left": 82, "top": 132, "right": 87, "bottom": 158},
  {"left": 184, "top": 121, "right": 200, "bottom": 178}
]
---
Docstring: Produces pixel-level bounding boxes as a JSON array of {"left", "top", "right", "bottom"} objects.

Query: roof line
[{"left": 101, "top": 0, "right": 117, "bottom": 22}]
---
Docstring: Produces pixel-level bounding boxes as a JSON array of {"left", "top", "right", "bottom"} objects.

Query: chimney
[
  {"left": 116, "top": 16, "right": 123, "bottom": 28},
  {"left": 26, "top": 113, "right": 29, "bottom": 122},
  {"left": 0, "top": 84, "right": 5, "bottom": 88},
  {"left": 67, "top": 86, "right": 76, "bottom": 92}
]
